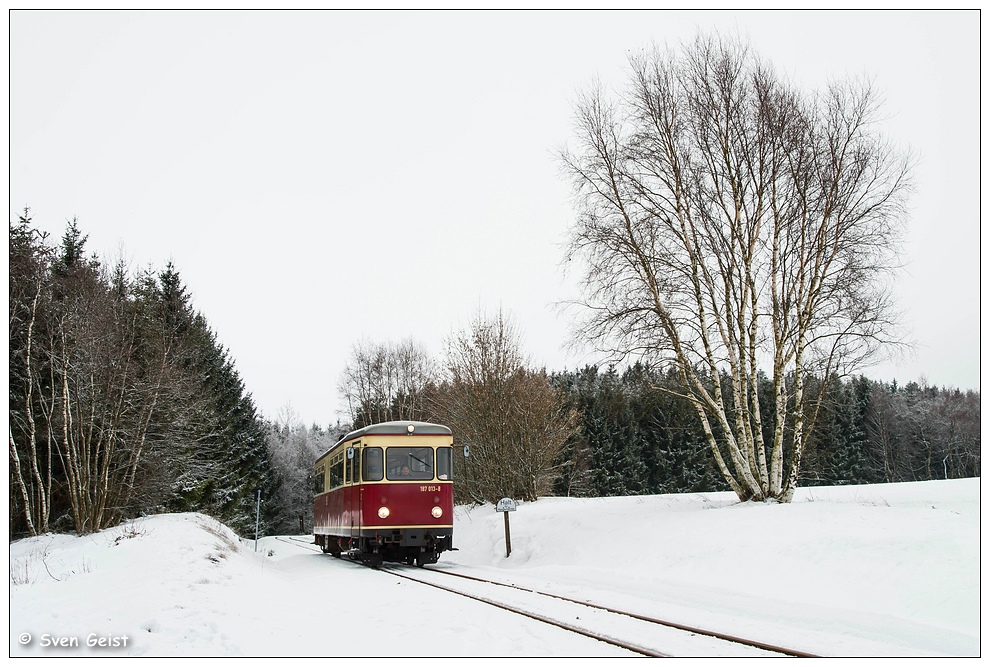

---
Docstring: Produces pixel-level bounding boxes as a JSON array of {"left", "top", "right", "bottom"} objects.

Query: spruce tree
[{"left": 143, "top": 266, "right": 280, "bottom": 535}]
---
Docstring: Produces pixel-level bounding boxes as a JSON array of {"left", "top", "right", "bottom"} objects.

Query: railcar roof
[
  {"left": 335, "top": 420, "right": 452, "bottom": 446},
  {"left": 316, "top": 421, "right": 453, "bottom": 462}
]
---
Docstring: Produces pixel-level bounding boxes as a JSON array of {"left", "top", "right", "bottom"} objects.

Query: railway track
[
  {"left": 380, "top": 564, "right": 814, "bottom": 657},
  {"left": 276, "top": 537, "right": 816, "bottom": 657}
]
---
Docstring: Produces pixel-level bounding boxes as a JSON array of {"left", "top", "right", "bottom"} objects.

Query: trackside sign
[{"left": 495, "top": 497, "right": 516, "bottom": 512}]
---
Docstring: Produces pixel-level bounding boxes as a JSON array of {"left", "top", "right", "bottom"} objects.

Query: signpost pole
[
  {"left": 495, "top": 497, "right": 516, "bottom": 558},
  {"left": 503, "top": 511, "right": 511, "bottom": 558},
  {"left": 254, "top": 488, "right": 261, "bottom": 552}
]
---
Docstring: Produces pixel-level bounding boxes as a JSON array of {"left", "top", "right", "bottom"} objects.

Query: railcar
[{"left": 313, "top": 420, "right": 456, "bottom": 567}]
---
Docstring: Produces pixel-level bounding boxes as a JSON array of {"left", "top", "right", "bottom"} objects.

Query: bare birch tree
[
  {"left": 560, "top": 34, "right": 912, "bottom": 501},
  {"left": 9, "top": 216, "right": 55, "bottom": 535},
  {"left": 48, "top": 259, "right": 176, "bottom": 533}
]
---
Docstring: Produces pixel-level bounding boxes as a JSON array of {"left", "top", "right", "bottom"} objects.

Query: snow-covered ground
[{"left": 9, "top": 478, "right": 980, "bottom": 657}]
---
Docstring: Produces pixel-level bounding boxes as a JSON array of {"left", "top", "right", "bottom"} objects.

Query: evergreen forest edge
[{"left": 9, "top": 215, "right": 981, "bottom": 541}]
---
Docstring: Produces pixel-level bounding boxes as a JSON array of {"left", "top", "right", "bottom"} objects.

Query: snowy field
[{"left": 9, "top": 478, "right": 980, "bottom": 657}]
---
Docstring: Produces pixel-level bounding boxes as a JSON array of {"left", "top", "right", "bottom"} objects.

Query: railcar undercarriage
[{"left": 315, "top": 530, "right": 452, "bottom": 567}]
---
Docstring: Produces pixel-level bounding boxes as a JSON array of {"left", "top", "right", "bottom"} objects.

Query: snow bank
[
  {"left": 8, "top": 478, "right": 980, "bottom": 657},
  {"left": 447, "top": 479, "right": 980, "bottom": 656}
]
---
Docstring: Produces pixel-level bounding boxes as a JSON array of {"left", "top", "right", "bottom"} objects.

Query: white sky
[{"left": 9, "top": 9, "right": 982, "bottom": 426}]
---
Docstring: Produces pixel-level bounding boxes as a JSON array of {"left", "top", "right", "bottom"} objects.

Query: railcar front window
[
  {"left": 436, "top": 447, "right": 453, "bottom": 480},
  {"left": 386, "top": 447, "right": 434, "bottom": 480},
  {"left": 363, "top": 447, "right": 384, "bottom": 481}
]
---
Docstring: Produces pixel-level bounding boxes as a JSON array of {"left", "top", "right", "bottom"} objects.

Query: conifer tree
[
  {"left": 824, "top": 379, "right": 875, "bottom": 485},
  {"left": 156, "top": 273, "right": 280, "bottom": 535}
]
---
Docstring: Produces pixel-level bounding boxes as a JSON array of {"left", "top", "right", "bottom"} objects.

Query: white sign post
[{"left": 495, "top": 497, "right": 516, "bottom": 558}]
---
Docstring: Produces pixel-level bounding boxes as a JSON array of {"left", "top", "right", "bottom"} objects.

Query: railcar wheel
[{"left": 320, "top": 537, "right": 342, "bottom": 558}]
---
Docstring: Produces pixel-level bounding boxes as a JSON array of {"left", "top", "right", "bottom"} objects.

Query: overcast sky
[{"left": 10, "top": 9, "right": 981, "bottom": 427}]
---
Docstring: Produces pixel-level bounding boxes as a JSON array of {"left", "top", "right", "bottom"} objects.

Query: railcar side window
[
  {"left": 330, "top": 457, "right": 344, "bottom": 489},
  {"left": 436, "top": 447, "right": 453, "bottom": 480},
  {"left": 363, "top": 447, "right": 384, "bottom": 481},
  {"left": 314, "top": 465, "right": 325, "bottom": 495},
  {"left": 386, "top": 447, "right": 434, "bottom": 480}
]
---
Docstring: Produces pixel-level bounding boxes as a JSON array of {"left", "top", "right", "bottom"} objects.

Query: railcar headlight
[
  {"left": 431, "top": 506, "right": 443, "bottom": 519},
  {"left": 378, "top": 506, "right": 390, "bottom": 519}
]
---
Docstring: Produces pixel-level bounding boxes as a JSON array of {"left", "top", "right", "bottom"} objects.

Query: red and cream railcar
[{"left": 313, "top": 421, "right": 456, "bottom": 567}]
